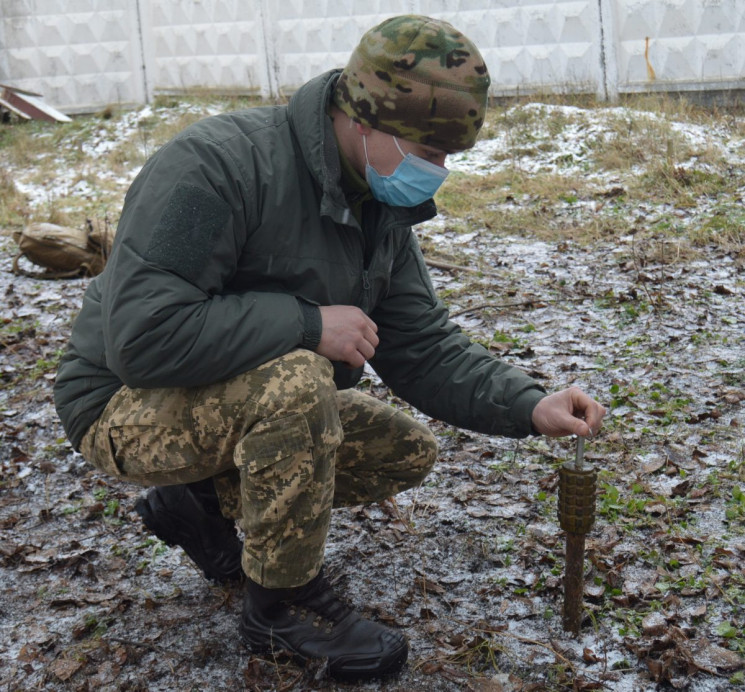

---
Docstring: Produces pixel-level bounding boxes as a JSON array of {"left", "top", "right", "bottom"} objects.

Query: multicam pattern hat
[{"left": 333, "top": 15, "right": 490, "bottom": 152}]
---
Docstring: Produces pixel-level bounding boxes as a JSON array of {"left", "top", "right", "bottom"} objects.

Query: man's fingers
[
  {"left": 317, "top": 305, "right": 379, "bottom": 365},
  {"left": 357, "top": 338, "right": 376, "bottom": 362},
  {"left": 532, "top": 387, "right": 606, "bottom": 438},
  {"left": 345, "top": 352, "right": 366, "bottom": 369},
  {"left": 364, "top": 326, "right": 379, "bottom": 349},
  {"left": 569, "top": 387, "right": 606, "bottom": 435},
  {"left": 557, "top": 410, "right": 591, "bottom": 438},
  {"left": 574, "top": 419, "right": 593, "bottom": 438},
  {"left": 585, "top": 409, "right": 606, "bottom": 436},
  {"left": 577, "top": 397, "right": 606, "bottom": 436}
]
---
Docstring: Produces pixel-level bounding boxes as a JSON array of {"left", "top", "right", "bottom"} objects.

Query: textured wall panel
[
  {"left": 417, "top": 1, "right": 601, "bottom": 97},
  {"left": 274, "top": 13, "right": 389, "bottom": 91},
  {"left": 270, "top": 1, "right": 419, "bottom": 92},
  {"left": 0, "top": 0, "right": 144, "bottom": 111},
  {"left": 267, "top": 1, "right": 601, "bottom": 96},
  {"left": 0, "top": 0, "right": 742, "bottom": 114},
  {"left": 145, "top": 1, "right": 266, "bottom": 94},
  {"left": 613, "top": 0, "right": 745, "bottom": 91}
]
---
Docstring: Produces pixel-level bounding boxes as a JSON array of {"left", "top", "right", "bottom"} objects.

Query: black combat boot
[
  {"left": 134, "top": 479, "right": 243, "bottom": 583},
  {"left": 240, "top": 568, "right": 408, "bottom": 680}
]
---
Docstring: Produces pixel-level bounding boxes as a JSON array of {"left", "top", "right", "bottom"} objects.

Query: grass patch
[
  {"left": 0, "top": 91, "right": 271, "bottom": 233},
  {"left": 436, "top": 169, "right": 597, "bottom": 241},
  {"left": 2, "top": 90, "right": 743, "bottom": 262},
  {"left": 584, "top": 110, "right": 694, "bottom": 173},
  {"left": 442, "top": 95, "right": 744, "bottom": 257},
  {"left": 691, "top": 203, "right": 745, "bottom": 252},
  {"left": 0, "top": 169, "right": 29, "bottom": 230}
]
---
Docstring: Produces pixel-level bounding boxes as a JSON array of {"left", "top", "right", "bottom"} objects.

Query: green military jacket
[{"left": 54, "top": 70, "right": 545, "bottom": 450}]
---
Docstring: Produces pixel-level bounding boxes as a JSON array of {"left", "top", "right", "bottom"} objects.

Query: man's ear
[{"left": 354, "top": 122, "right": 372, "bottom": 136}]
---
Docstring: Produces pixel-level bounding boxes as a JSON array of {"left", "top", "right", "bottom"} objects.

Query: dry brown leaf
[
  {"left": 689, "top": 638, "right": 744, "bottom": 674},
  {"left": 642, "top": 457, "right": 667, "bottom": 474},
  {"left": 684, "top": 603, "right": 707, "bottom": 619},
  {"left": 469, "top": 676, "right": 507, "bottom": 691},
  {"left": 416, "top": 575, "right": 446, "bottom": 595},
  {"left": 50, "top": 657, "right": 84, "bottom": 682},
  {"left": 642, "top": 611, "right": 667, "bottom": 636},
  {"left": 17, "top": 643, "right": 42, "bottom": 662},
  {"left": 583, "top": 583, "right": 605, "bottom": 599},
  {"left": 582, "top": 647, "right": 601, "bottom": 663},
  {"left": 420, "top": 661, "right": 443, "bottom": 675}
]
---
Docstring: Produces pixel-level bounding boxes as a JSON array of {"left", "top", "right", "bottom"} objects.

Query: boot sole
[{"left": 240, "top": 623, "right": 408, "bottom": 681}]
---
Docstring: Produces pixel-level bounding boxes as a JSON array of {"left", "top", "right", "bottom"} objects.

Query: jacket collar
[{"left": 287, "top": 70, "right": 437, "bottom": 229}]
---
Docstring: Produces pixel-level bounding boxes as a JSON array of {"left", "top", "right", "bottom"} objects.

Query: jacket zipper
[
  {"left": 358, "top": 209, "right": 430, "bottom": 314},
  {"left": 361, "top": 269, "right": 371, "bottom": 313}
]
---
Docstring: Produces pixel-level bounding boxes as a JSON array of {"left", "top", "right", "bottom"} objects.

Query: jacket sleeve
[
  {"left": 100, "top": 129, "right": 307, "bottom": 389},
  {"left": 369, "top": 233, "right": 546, "bottom": 438}
]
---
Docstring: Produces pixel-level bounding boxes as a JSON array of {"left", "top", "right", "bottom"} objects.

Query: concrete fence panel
[{"left": 0, "top": 0, "right": 742, "bottom": 114}]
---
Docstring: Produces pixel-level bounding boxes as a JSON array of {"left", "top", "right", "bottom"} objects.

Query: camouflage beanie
[{"left": 333, "top": 15, "right": 490, "bottom": 152}]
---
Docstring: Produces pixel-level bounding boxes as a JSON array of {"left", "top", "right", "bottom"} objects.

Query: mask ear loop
[
  {"left": 362, "top": 134, "right": 371, "bottom": 166},
  {"left": 364, "top": 134, "right": 409, "bottom": 175}
]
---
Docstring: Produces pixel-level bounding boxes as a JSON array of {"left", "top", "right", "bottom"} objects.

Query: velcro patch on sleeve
[{"left": 145, "top": 183, "right": 231, "bottom": 283}]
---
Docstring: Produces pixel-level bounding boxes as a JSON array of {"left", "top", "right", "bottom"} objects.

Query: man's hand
[
  {"left": 531, "top": 387, "right": 606, "bottom": 438},
  {"left": 317, "top": 305, "right": 379, "bottom": 368}
]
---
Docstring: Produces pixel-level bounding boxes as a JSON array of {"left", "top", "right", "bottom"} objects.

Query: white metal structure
[{"left": 1, "top": 0, "right": 743, "bottom": 113}]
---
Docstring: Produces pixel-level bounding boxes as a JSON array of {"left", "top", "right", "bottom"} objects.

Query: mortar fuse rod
[
  {"left": 575, "top": 435, "right": 585, "bottom": 470},
  {"left": 562, "top": 434, "right": 589, "bottom": 636}
]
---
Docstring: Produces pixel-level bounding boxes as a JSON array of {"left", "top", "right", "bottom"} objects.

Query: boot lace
[{"left": 291, "top": 574, "right": 353, "bottom": 632}]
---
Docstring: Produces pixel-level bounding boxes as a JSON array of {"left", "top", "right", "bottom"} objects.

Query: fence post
[
  {"left": 0, "top": 9, "right": 8, "bottom": 84},
  {"left": 133, "top": 0, "right": 152, "bottom": 105},
  {"left": 597, "top": 0, "right": 619, "bottom": 102},
  {"left": 257, "top": 0, "right": 279, "bottom": 99}
]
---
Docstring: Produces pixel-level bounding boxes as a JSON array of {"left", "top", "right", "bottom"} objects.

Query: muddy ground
[{"left": 1, "top": 101, "right": 744, "bottom": 691}]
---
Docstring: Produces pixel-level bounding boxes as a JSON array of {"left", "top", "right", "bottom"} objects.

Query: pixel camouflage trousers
[{"left": 79, "top": 350, "right": 437, "bottom": 588}]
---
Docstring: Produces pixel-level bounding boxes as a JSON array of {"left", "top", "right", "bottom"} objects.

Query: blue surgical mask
[{"left": 364, "top": 136, "right": 449, "bottom": 207}]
